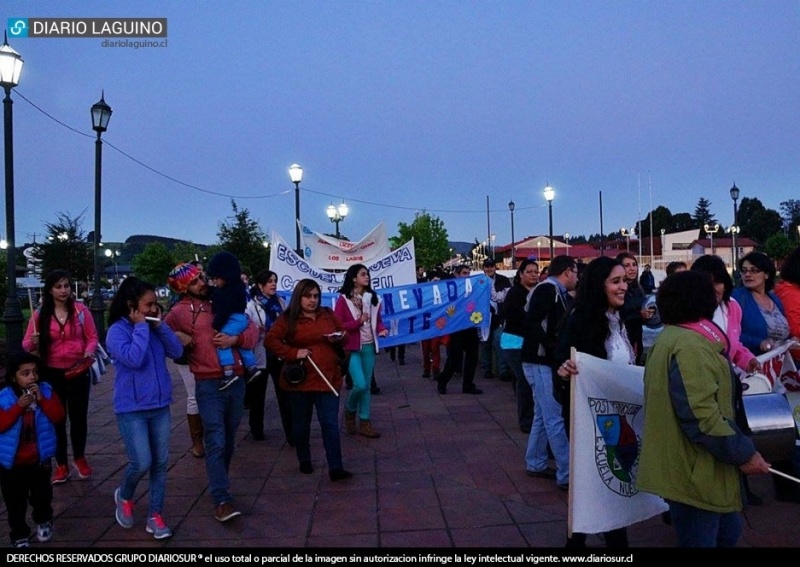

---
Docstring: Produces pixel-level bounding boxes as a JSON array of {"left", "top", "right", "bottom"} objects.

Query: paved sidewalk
[{"left": 2, "top": 345, "right": 797, "bottom": 548}]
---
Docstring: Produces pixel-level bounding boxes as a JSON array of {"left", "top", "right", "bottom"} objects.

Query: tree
[
  {"left": 131, "top": 243, "right": 176, "bottom": 286},
  {"left": 765, "top": 233, "right": 795, "bottom": 263},
  {"left": 639, "top": 206, "right": 674, "bottom": 238},
  {"left": 693, "top": 198, "right": 717, "bottom": 235},
  {"left": 780, "top": 199, "right": 800, "bottom": 241},
  {"left": 671, "top": 213, "right": 695, "bottom": 232},
  {"left": 737, "top": 197, "right": 783, "bottom": 244},
  {"left": 217, "top": 200, "right": 269, "bottom": 277},
  {"left": 389, "top": 212, "right": 450, "bottom": 271},
  {"left": 32, "top": 212, "right": 93, "bottom": 281},
  {"left": 172, "top": 241, "right": 205, "bottom": 266}
]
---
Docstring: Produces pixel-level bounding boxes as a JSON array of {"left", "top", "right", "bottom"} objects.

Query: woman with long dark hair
[
  {"left": 501, "top": 259, "right": 539, "bottom": 433},
  {"left": 106, "top": 277, "right": 183, "bottom": 539},
  {"left": 264, "top": 279, "right": 351, "bottom": 480},
  {"left": 555, "top": 256, "right": 634, "bottom": 548},
  {"left": 23, "top": 270, "right": 98, "bottom": 485},
  {"left": 244, "top": 269, "right": 293, "bottom": 444},
  {"left": 334, "top": 264, "right": 388, "bottom": 438}
]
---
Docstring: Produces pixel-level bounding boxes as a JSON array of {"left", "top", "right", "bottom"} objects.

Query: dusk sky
[{"left": 3, "top": 1, "right": 799, "bottom": 251}]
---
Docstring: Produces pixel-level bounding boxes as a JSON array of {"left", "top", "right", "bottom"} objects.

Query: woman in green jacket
[{"left": 638, "top": 271, "right": 770, "bottom": 547}]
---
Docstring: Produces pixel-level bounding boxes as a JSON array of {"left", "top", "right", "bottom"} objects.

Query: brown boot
[
  {"left": 344, "top": 411, "right": 357, "bottom": 435},
  {"left": 187, "top": 414, "right": 205, "bottom": 458},
  {"left": 358, "top": 419, "right": 380, "bottom": 438}
]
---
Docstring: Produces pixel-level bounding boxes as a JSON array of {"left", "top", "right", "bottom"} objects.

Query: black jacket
[{"left": 521, "top": 280, "right": 573, "bottom": 365}]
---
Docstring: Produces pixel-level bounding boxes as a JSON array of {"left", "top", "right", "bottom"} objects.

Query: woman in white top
[{"left": 244, "top": 270, "right": 292, "bottom": 444}]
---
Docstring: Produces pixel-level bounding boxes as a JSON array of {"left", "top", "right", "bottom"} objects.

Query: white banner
[
  {"left": 569, "top": 352, "right": 668, "bottom": 535},
  {"left": 299, "top": 221, "right": 391, "bottom": 270},
  {"left": 270, "top": 231, "right": 417, "bottom": 293}
]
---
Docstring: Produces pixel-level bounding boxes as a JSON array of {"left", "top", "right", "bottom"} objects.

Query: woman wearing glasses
[
  {"left": 731, "top": 252, "right": 793, "bottom": 356},
  {"left": 732, "top": 251, "right": 800, "bottom": 503}
]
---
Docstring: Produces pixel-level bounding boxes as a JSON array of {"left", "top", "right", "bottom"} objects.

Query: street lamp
[
  {"left": 508, "top": 200, "right": 516, "bottom": 269},
  {"left": 289, "top": 164, "right": 303, "bottom": 254},
  {"left": 90, "top": 91, "right": 112, "bottom": 337},
  {"left": 544, "top": 184, "right": 555, "bottom": 259},
  {"left": 326, "top": 201, "right": 348, "bottom": 239},
  {"left": 621, "top": 227, "right": 635, "bottom": 252},
  {"left": 704, "top": 223, "right": 720, "bottom": 255},
  {"left": 537, "top": 240, "right": 542, "bottom": 262},
  {"left": 0, "top": 33, "right": 24, "bottom": 351},
  {"left": 730, "top": 183, "right": 740, "bottom": 268},
  {"left": 728, "top": 225, "right": 740, "bottom": 271},
  {"left": 104, "top": 248, "right": 120, "bottom": 290},
  {"left": 564, "top": 232, "right": 570, "bottom": 256}
]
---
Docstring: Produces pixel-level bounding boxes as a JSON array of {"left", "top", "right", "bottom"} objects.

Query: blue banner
[{"left": 277, "top": 275, "right": 491, "bottom": 347}]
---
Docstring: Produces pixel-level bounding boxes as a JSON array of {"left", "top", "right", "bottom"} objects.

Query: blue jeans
[
  {"left": 196, "top": 378, "right": 245, "bottom": 505},
  {"left": 288, "top": 391, "right": 343, "bottom": 470},
  {"left": 666, "top": 499, "right": 742, "bottom": 547},
  {"left": 217, "top": 313, "right": 256, "bottom": 369},
  {"left": 346, "top": 347, "right": 376, "bottom": 420},
  {"left": 523, "top": 362, "right": 570, "bottom": 485},
  {"left": 116, "top": 406, "right": 171, "bottom": 516}
]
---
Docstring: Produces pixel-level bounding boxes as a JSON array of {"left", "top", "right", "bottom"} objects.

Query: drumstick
[
  {"left": 769, "top": 467, "right": 800, "bottom": 485},
  {"left": 305, "top": 355, "right": 339, "bottom": 397}
]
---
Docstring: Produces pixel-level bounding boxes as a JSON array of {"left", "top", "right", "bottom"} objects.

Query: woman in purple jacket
[
  {"left": 106, "top": 277, "right": 184, "bottom": 540},
  {"left": 334, "top": 264, "right": 388, "bottom": 438}
]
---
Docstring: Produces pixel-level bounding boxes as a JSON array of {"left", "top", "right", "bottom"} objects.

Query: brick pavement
[{"left": 1, "top": 345, "right": 797, "bottom": 548}]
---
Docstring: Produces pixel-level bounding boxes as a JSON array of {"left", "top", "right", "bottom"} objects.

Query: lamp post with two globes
[{"left": 326, "top": 202, "right": 349, "bottom": 239}]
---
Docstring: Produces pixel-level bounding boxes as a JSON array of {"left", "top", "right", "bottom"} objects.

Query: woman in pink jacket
[
  {"left": 23, "top": 270, "right": 98, "bottom": 485},
  {"left": 691, "top": 256, "right": 758, "bottom": 373},
  {"left": 334, "top": 264, "right": 388, "bottom": 438}
]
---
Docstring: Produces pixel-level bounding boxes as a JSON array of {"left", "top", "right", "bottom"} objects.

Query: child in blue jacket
[{"left": 0, "top": 351, "right": 65, "bottom": 547}]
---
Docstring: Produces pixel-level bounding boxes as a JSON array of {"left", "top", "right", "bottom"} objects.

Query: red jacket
[
  {"left": 264, "top": 308, "right": 344, "bottom": 393},
  {"left": 164, "top": 295, "right": 259, "bottom": 380},
  {"left": 775, "top": 281, "right": 800, "bottom": 361}
]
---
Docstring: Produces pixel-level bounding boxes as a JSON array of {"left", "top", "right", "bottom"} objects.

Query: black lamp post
[
  {"left": 289, "top": 164, "right": 303, "bottom": 255},
  {"left": 730, "top": 182, "right": 740, "bottom": 268},
  {"left": 90, "top": 92, "right": 112, "bottom": 338},
  {"left": 0, "top": 33, "right": 24, "bottom": 352},
  {"left": 508, "top": 200, "right": 515, "bottom": 269},
  {"left": 326, "top": 202, "right": 348, "bottom": 239},
  {"left": 104, "top": 248, "right": 120, "bottom": 290},
  {"left": 544, "top": 184, "right": 555, "bottom": 260}
]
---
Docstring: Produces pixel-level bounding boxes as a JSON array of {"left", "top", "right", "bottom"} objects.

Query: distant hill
[
  {"left": 449, "top": 241, "right": 475, "bottom": 257},
  {"left": 123, "top": 235, "right": 211, "bottom": 259}
]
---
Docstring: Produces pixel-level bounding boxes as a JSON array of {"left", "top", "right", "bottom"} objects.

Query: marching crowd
[{"left": 2, "top": 245, "right": 800, "bottom": 548}]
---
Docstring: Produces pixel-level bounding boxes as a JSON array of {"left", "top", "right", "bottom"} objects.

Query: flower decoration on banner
[
  {"left": 470, "top": 312, "right": 483, "bottom": 325},
  {"left": 446, "top": 305, "right": 456, "bottom": 317},
  {"left": 436, "top": 317, "right": 448, "bottom": 330},
  {"left": 466, "top": 301, "right": 475, "bottom": 313}
]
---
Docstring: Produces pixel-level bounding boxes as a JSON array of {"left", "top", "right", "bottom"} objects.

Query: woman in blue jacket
[{"left": 106, "top": 277, "right": 184, "bottom": 540}]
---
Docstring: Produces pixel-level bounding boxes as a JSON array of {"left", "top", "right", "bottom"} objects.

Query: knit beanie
[{"left": 168, "top": 263, "right": 202, "bottom": 294}]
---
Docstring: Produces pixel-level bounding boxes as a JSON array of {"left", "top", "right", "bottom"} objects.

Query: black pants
[
  {"left": 43, "top": 368, "right": 90, "bottom": 465},
  {"left": 0, "top": 461, "right": 53, "bottom": 542},
  {"left": 438, "top": 329, "right": 479, "bottom": 390},
  {"left": 245, "top": 357, "right": 293, "bottom": 444}
]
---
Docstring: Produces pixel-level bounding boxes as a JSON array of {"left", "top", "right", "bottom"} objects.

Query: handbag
[
  {"left": 65, "top": 356, "right": 95, "bottom": 380},
  {"left": 283, "top": 360, "right": 307, "bottom": 385}
]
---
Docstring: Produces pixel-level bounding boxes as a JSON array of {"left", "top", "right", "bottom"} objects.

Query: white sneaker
[{"left": 36, "top": 521, "right": 53, "bottom": 542}]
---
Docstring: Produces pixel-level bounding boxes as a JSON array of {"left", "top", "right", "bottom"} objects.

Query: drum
[{"left": 743, "top": 393, "right": 797, "bottom": 462}]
